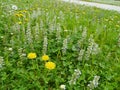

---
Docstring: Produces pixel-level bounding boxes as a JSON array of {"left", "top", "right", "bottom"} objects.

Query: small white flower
[
  {"left": 21, "top": 53, "right": 26, "bottom": 57},
  {"left": 60, "top": 84, "right": 66, "bottom": 90},
  {"left": 75, "top": 69, "right": 82, "bottom": 75},
  {"left": 8, "top": 48, "right": 13, "bottom": 51},
  {"left": 0, "top": 36, "right": 4, "bottom": 39},
  {"left": 12, "top": 5, "right": 18, "bottom": 10},
  {"left": 88, "top": 75, "right": 100, "bottom": 90},
  {"left": 93, "top": 76, "right": 100, "bottom": 87},
  {"left": 64, "top": 30, "right": 68, "bottom": 32},
  {"left": 10, "top": 33, "right": 14, "bottom": 35}
]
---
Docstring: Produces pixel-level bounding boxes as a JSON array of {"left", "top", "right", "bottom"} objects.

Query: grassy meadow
[{"left": 0, "top": 0, "right": 120, "bottom": 89}]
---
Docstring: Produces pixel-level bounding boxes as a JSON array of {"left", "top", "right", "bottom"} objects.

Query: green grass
[
  {"left": 82, "top": 0, "right": 120, "bottom": 6},
  {"left": 0, "top": 0, "right": 120, "bottom": 89}
]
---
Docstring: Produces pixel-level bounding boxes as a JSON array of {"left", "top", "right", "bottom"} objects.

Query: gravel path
[{"left": 62, "top": 0, "right": 120, "bottom": 13}]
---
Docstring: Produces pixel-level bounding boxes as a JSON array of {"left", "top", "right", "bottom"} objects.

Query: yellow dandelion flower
[
  {"left": 15, "top": 13, "right": 20, "bottom": 17},
  {"left": 18, "top": 21, "right": 22, "bottom": 25},
  {"left": 45, "top": 62, "right": 56, "bottom": 70},
  {"left": 19, "top": 14, "right": 24, "bottom": 17},
  {"left": 42, "top": 55, "right": 49, "bottom": 61},
  {"left": 27, "top": 53, "right": 37, "bottom": 59},
  {"left": 22, "top": 10, "right": 27, "bottom": 13}
]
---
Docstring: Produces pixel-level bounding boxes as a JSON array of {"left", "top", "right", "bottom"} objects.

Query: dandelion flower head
[
  {"left": 27, "top": 52, "right": 37, "bottom": 59},
  {"left": 45, "top": 62, "right": 56, "bottom": 70},
  {"left": 18, "top": 21, "right": 22, "bottom": 25},
  {"left": 12, "top": 5, "right": 18, "bottom": 10},
  {"left": 42, "top": 55, "right": 49, "bottom": 61}
]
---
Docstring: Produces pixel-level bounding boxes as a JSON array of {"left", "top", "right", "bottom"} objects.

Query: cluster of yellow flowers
[
  {"left": 42, "top": 54, "right": 56, "bottom": 70},
  {"left": 15, "top": 10, "right": 27, "bottom": 17},
  {"left": 14, "top": 10, "right": 28, "bottom": 25},
  {"left": 27, "top": 53, "right": 56, "bottom": 70},
  {"left": 15, "top": 13, "right": 24, "bottom": 17}
]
